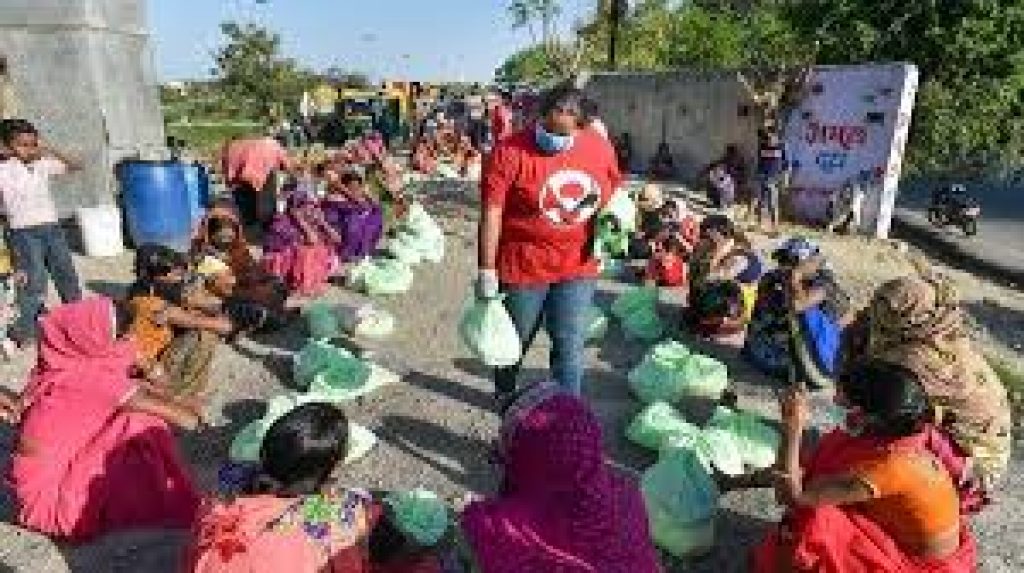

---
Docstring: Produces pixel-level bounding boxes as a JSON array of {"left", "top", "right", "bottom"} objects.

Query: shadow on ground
[{"left": 375, "top": 414, "right": 494, "bottom": 493}]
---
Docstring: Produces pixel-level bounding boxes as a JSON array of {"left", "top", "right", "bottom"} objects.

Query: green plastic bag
[
  {"left": 459, "top": 295, "right": 522, "bottom": 367},
  {"left": 707, "top": 406, "right": 781, "bottom": 471},
  {"left": 294, "top": 340, "right": 371, "bottom": 392},
  {"left": 602, "top": 187, "right": 638, "bottom": 233},
  {"left": 585, "top": 305, "right": 609, "bottom": 343},
  {"left": 627, "top": 341, "right": 691, "bottom": 404},
  {"left": 625, "top": 402, "right": 701, "bottom": 451},
  {"left": 351, "top": 306, "right": 396, "bottom": 340},
  {"left": 386, "top": 232, "right": 424, "bottom": 265},
  {"left": 309, "top": 362, "right": 399, "bottom": 402},
  {"left": 385, "top": 489, "right": 451, "bottom": 546},
  {"left": 350, "top": 258, "right": 414, "bottom": 296},
  {"left": 303, "top": 300, "right": 340, "bottom": 341},
  {"left": 628, "top": 343, "right": 728, "bottom": 404},
  {"left": 611, "top": 286, "right": 664, "bottom": 341},
  {"left": 229, "top": 394, "right": 379, "bottom": 464},
  {"left": 642, "top": 447, "right": 719, "bottom": 558}
]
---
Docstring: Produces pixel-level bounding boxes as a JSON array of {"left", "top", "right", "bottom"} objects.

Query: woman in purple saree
[{"left": 321, "top": 165, "right": 384, "bottom": 263}]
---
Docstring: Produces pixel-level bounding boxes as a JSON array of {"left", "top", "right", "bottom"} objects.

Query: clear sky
[{"left": 148, "top": 0, "right": 594, "bottom": 83}]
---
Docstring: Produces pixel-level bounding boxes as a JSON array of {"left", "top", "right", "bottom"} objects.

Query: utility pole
[{"left": 608, "top": 0, "right": 628, "bottom": 70}]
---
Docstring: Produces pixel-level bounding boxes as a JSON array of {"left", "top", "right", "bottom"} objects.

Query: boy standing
[{"left": 0, "top": 120, "right": 83, "bottom": 345}]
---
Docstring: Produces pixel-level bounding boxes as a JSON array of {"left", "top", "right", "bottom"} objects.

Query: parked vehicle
[{"left": 928, "top": 183, "right": 980, "bottom": 236}]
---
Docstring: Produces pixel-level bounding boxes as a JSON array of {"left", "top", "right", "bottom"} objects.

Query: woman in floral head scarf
[{"left": 845, "top": 273, "right": 1012, "bottom": 508}]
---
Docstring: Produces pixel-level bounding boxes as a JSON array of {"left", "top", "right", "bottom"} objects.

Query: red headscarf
[{"left": 461, "top": 387, "right": 661, "bottom": 573}]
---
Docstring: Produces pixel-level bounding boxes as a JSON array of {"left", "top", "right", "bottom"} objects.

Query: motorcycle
[{"left": 927, "top": 184, "right": 980, "bottom": 236}]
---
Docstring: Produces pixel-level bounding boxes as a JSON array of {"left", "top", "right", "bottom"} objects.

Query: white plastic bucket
[{"left": 76, "top": 205, "right": 125, "bottom": 257}]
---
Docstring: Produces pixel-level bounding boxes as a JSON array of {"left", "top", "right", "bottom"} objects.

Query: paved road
[{"left": 894, "top": 180, "right": 1024, "bottom": 286}]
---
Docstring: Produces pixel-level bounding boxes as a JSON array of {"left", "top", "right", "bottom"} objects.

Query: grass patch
[{"left": 166, "top": 122, "right": 264, "bottom": 159}]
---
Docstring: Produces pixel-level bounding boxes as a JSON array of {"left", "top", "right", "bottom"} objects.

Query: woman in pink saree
[
  {"left": 459, "top": 385, "right": 662, "bottom": 573},
  {"left": 8, "top": 297, "right": 202, "bottom": 542}
]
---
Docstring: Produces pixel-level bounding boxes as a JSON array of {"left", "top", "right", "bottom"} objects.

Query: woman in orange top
[
  {"left": 753, "top": 360, "right": 977, "bottom": 572},
  {"left": 126, "top": 245, "right": 233, "bottom": 399}
]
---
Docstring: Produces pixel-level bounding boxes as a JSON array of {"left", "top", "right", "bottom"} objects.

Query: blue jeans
[
  {"left": 7, "top": 223, "right": 83, "bottom": 340},
  {"left": 495, "top": 278, "right": 595, "bottom": 396}
]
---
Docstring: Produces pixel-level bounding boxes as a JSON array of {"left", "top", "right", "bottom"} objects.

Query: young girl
[
  {"left": 687, "top": 214, "right": 763, "bottom": 343},
  {"left": 8, "top": 297, "right": 201, "bottom": 542},
  {"left": 753, "top": 360, "right": 977, "bottom": 572},
  {"left": 644, "top": 235, "right": 687, "bottom": 288},
  {"left": 182, "top": 402, "right": 441, "bottom": 572}
]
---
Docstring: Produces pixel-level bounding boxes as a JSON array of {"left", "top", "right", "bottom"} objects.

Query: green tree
[
  {"left": 213, "top": 21, "right": 316, "bottom": 122},
  {"left": 782, "top": 0, "right": 1024, "bottom": 172}
]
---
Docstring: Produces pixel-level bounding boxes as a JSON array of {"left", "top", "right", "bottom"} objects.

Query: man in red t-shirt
[{"left": 477, "top": 84, "right": 622, "bottom": 405}]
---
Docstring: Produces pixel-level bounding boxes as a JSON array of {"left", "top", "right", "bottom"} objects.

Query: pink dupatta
[
  {"left": 9, "top": 298, "right": 199, "bottom": 542},
  {"left": 461, "top": 389, "right": 661, "bottom": 573}
]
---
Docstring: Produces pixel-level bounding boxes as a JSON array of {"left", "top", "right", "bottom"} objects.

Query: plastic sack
[
  {"left": 303, "top": 300, "right": 341, "bottom": 341},
  {"left": 230, "top": 394, "right": 378, "bottom": 464},
  {"left": 385, "top": 232, "right": 424, "bottom": 265},
  {"left": 611, "top": 286, "right": 664, "bottom": 341},
  {"left": 585, "top": 305, "right": 609, "bottom": 343},
  {"left": 309, "top": 362, "right": 399, "bottom": 402},
  {"left": 602, "top": 187, "right": 638, "bottom": 233},
  {"left": 628, "top": 343, "right": 729, "bottom": 404},
  {"left": 385, "top": 489, "right": 451, "bottom": 547},
  {"left": 625, "top": 401, "right": 700, "bottom": 451},
  {"left": 459, "top": 295, "right": 522, "bottom": 367},
  {"left": 349, "top": 258, "right": 414, "bottom": 296},
  {"left": 294, "top": 340, "right": 371, "bottom": 392},
  {"left": 707, "top": 406, "right": 781, "bottom": 471},
  {"left": 351, "top": 306, "right": 396, "bottom": 340},
  {"left": 642, "top": 447, "right": 720, "bottom": 559}
]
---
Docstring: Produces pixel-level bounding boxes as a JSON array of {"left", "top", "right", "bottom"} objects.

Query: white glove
[{"left": 475, "top": 269, "right": 500, "bottom": 300}]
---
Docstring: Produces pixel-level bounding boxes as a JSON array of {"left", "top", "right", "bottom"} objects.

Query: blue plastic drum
[{"left": 118, "top": 160, "right": 192, "bottom": 251}]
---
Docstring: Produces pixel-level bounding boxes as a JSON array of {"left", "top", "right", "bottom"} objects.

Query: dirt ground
[{"left": 0, "top": 181, "right": 1022, "bottom": 572}]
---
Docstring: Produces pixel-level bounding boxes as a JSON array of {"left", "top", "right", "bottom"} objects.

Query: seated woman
[
  {"left": 753, "top": 360, "right": 977, "bottom": 573},
  {"left": 193, "top": 206, "right": 288, "bottom": 313},
  {"left": 457, "top": 385, "right": 662, "bottom": 573},
  {"left": 744, "top": 237, "right": 853, "bottom": 389},
  {"left": 649, "top": 142, "right": 677, "bottom": 180},
  {"left": 262, "top": 191, "right": 340, "bottom": 298},
  {"left": 321, "top": 166, "right": 384, "bottom": 263},
  {"left": 182, "top": 402, "right": 440, "bottom": 573},
  {"left": 630, "top": 183, "right": 665, "bottom": 260},
  {"left": 126, "top": 245, "right": 236, "bottom": 400},
  {"left": 7, "top": 297, "right": 202, "bottom": 542},
  {"left": 687, "top": 214, "right": 763, "bottom": 344},
  {"left": 843, "top": 273, "right": 1012, "bottom": 510}
]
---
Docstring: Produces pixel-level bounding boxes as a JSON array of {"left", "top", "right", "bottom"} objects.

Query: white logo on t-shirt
[{"left": 539, "top": 169, "right": 601, "bottom": 226}]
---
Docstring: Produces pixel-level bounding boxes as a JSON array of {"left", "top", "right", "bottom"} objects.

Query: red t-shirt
[
  {"left": 482, "top": 128, "right": 623, "bottom": 286},
  {"left": 645, "top": 253, "right": 687, "bottom": 287}
]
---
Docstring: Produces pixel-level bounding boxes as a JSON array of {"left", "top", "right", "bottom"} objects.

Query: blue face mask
[{"left": 535, "top": 124, "right": 574, "bottom": 154}]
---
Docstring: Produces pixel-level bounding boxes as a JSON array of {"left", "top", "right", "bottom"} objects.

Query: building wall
[
  {"left": 580, "top": 63, "right": 919, "bottom": 238},
  {"left": 0, "top": 0, "right": 164, "bottom": 214}
]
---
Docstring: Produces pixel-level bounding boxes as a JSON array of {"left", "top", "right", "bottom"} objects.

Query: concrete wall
[
  {"left": 0, "top": 0, "right": 164, "bottom": 214},
  {"left": 580, "top": 69, "right": 759, "bottom": 181}
]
